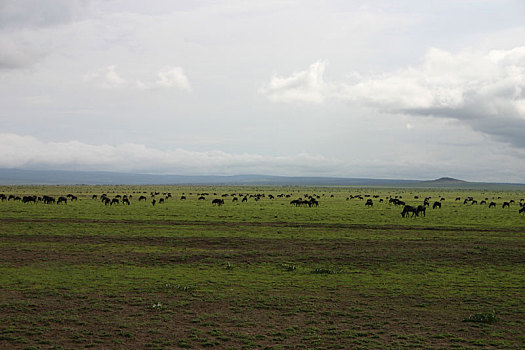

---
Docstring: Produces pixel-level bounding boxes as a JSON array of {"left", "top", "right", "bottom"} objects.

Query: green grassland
[{"left": 0, "top": 185, "right": 524, "bottom": 349}]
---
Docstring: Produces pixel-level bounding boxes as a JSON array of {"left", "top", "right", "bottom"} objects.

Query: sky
[{"left": 1, "top": 0, "right": 525, "bottom": 182}]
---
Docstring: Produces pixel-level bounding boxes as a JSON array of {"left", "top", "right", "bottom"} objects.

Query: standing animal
[
  {"left": 416, "top": 205, "right": 426, "bottom": 217},
  {"left": 212, "top": 198, "right": 225, "bottom": 206},
  {"left": 502, "top": 202, "right": 510, "bottom": 208},
  {"left": 401, "top": 205, "right": 417, "bottom": 218},
  {"left": 365, "top": 199, "right": 373, "bottom": 208},
  {"left": 432, "top": 201, "right": 441, "bottom": 209}
]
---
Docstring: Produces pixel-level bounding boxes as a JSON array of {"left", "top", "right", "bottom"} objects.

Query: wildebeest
[
  {"left": 242, "top": 196, "right": 248, "bottom": 203},
  {"left": 489, "top": 202, "right": 496, "bottom": 208},
  {"left": 212, "top": 198, "right": 225, "bottom": 206},
  {"left": 365, "top": 199, "right": 373, "bottom": 208},
  {"left": 502, "top": 202, "right": 510, "bottom": 208},
  {"left": 111, "top": 198, "right": 119, "bottom": 205},
  {"left": 432, "top": 201, "right": 441, "bottom": 209},
  {"left": 519, "top": 206, "right": 525, "bottom": 214},
  {"left": 92, "top": 194, "right": 98, "bottom": 200},
  {"left": 122, "top": 198, "right": 130, "bottom": 205},
  {"left": 401, "top": 205, "right": 417, "bottom": 218},
  {"left": 158, "top": 198, "right": 164, "bottom": 204},
  {"left": 416, "top": 205, "right": 426, "bottom": 217},
  {"left": 57, "top": 196, "right": 67, "bottom": 205},
  {"left": 180, "top": 196, "right": 186, "bottom": 200},
  {"left": 198, "top": 196, "right": 206, "bottom": 200},
  {"left": 139, "top": 196, "right": 147, "bottom": 201},
  {"left": 152, "top": 199, "right": 156, "bottom": 206},
  {"left": 22, "top": 196, "right": 37, "bottom": 204},
  {"left": 42, "top": 195, "right": 55, "bottom": 204}
]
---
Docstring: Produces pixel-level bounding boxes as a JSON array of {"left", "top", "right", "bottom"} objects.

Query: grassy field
[{"left": 0, "top": 185, "right": 524, "bottom": 349}]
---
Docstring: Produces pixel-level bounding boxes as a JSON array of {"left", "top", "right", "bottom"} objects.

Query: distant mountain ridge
[{"left": 0, "top": 169, "right": 523, "bottom": 189}]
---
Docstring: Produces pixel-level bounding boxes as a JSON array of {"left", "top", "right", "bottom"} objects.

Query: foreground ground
[{"left": 0, "top": 185, "right": 524, "bottom": 349}]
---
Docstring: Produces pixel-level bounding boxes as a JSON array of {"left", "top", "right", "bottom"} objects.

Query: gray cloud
[{"left": 0, "top": 0, "right": 89, "bottom": 29}]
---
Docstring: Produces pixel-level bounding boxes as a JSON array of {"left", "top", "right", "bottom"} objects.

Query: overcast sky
[{"left": 1, "top": 0, "right": 525, "bottom": 182}]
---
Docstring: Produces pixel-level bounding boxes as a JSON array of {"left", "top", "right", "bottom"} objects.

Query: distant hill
[{"left": 0, "top": 169, "right": 523, "bottom": 189}]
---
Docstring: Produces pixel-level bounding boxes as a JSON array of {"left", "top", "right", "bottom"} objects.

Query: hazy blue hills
[{"left": 0, "top": 169, "right": 523, "bottom": 189}]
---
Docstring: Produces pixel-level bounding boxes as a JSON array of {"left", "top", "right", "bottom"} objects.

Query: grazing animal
[
  {"left": 198, "top": 196, "right": 206, "bottom": 200},
  {"left": 122, "top": 198, "right": 130, "bottom": 205},
  {"left": 502, "top": 202, "right": 510, "bottom": 208},
  {"left": 232, "top": 197, "right": 238, "bottom": 202},
  {"left": 401, "top": 205, "right": 417, "bottom": 218},
  {"left": 180, "top": 196, "right": 186, "bottom": 200},
  {"left": 42, "top": 196, "right": 55, "bottom": 204},
  {"left": 92, "top": 194, "right": 98, "bottom": 200},
  {"left": 416, "top": 205, "right": 426, "bottom": 217},
  {"left": 309, "top": 198, "right": 319, "bottom": 207},
  {"left": 432, "top": 201, "right": 441, "bottom": 209},
  {"left": 212, "top": 198, "right": 225, "bottom": 206},
  {"left": 158, "top": 198, "right": 164, "bottom": 204},
  {"left": 139, "top": 196, "right": 147, "bottom": 201},
  {"left": 519, "top": 207, "right": 525, "bottom": 214},
  {"left": 242, "top": 196, "right": 248, "bottom": 203},
  {"left": 365, "top": 199, "right": 373, "bottom": 208},
  {"left": 22, "top": 196, "right": 37, "bottom": 204},
  {"left": 489, "top": 202, "right": 496, "bottom": 208},
  {"left": 152, "top": 199, "right": 156, "bottom": 206},
  {"left": 57, "top": 197, "right": 67, "bottom": 205},
  {"left": 111, "top": 198, "right": 119, "bottom": 205}
]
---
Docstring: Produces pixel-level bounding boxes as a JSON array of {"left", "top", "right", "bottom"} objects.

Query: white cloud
[
  {"left": 83, "top": 65, "right": 126, "bottom": 87},
  {"left": 137, "top": 67, "right": 191, "bottom": 91},
  {"left": 260, "top": 61, "right": 331, "bottom": 104},
  {"left": 84, "top": 65, "right": 191, "bottom": 91},
  {"left": 262, "top": 47, "right": 525, "bottom": 148}
]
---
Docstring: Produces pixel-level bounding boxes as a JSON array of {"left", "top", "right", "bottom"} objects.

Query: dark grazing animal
[
  {"left": 432, "top": 201, "right": 441, "bottom": 209},
  {"left": 401, "top": 205, "right": 417, "bottom": 218},
  {"left": 502, "top": 202, "right": 510, "bottom": 208},
  {"left": 212, "top": 198, "right": 225, "bottom": 206}
]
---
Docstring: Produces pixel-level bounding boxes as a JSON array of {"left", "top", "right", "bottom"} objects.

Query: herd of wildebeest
[{"left": 1, "top": 190, "right": 525, "bottom": 216}]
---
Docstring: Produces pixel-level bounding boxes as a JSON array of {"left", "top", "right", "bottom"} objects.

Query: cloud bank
[
  {"left": 0, "top": 133, "right": 339, "bottom": 175},
  {"left": 262, "top": 47, "right": 525, "bottom": 148}
]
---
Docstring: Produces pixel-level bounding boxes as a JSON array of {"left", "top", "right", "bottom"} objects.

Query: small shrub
[{"left": 463, "top": 310, "right": 497, "bottom": 324}]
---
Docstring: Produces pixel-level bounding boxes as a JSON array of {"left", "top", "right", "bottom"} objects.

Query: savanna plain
[{"left": 0, "top": 185, "right": 524, "bottom": 349}]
